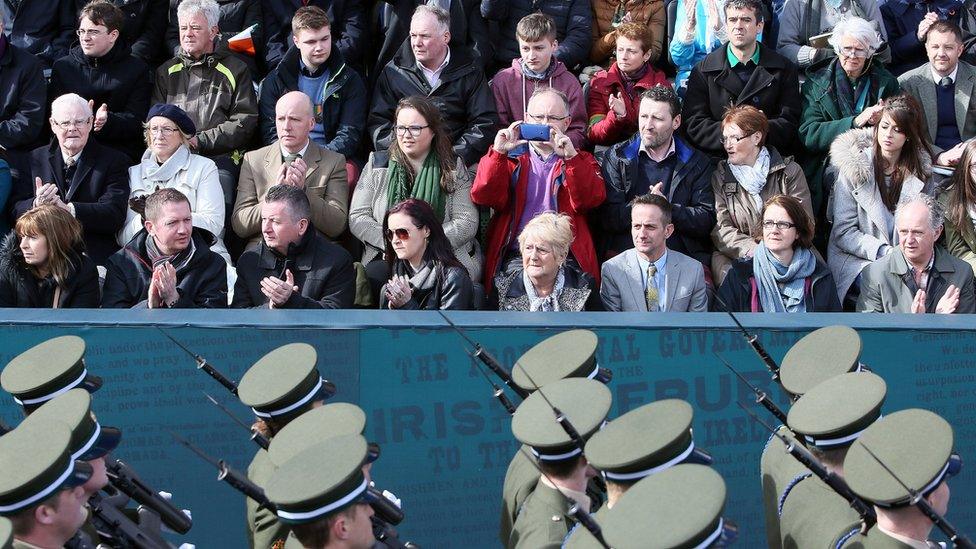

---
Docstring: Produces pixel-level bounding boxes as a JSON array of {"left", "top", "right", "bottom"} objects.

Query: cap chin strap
[
  {"left": 603, "top": 439, "right": 696, "bottom": 482},
  {"left": 276, "top": 477, "right": 369, "bottom": 522},
  {"left": 13, "top": 369, "right": 88, "bottom": 406},
  {"left": 692, "top": 518, "right": 725, "bottom": 549},
  {"left": 252, "top": 378, "right": 323, "bottom": 418},
  {"left": 0, "top": 460, "right": 75, "bottom": 513},
  {"left": 531, "top": 446, "right": 583, "bottom": 461},
  {"left": 804, "top": 415, "right": 882, "bottom": 449},
  {"left": 72, "top": 422, "right": 102, "bottom": 460}
]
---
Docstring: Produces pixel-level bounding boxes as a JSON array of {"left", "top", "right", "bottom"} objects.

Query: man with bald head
[{"left": 232, "top": 91, "right": 347, "bottom": 250}]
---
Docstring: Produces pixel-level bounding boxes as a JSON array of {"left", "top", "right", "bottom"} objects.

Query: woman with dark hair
[
  {"left": 712, "top": 104, "right": 813, "bottom": 285},
  {"left": 379, "top": 198, "right": 473, "bottom": 310},
  {"left": 715, "top": 195, "right": 840, "bottom": 311},
  {"left": 828, "top": 93, "right": 933, "bottom": 305},
  {"left": 0, "top": 204, "right": 99, "bottom": 307},
  {"left": 350, "top": 95, "right": 480, "bottom": 297},
  {"left": 941, "top": 140, "right": 976, "bottom": 275}
]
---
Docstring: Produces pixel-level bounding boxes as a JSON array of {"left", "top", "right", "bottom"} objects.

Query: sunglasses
[{"left": 384, "top": 227, "right": 418, "bottom": 241}]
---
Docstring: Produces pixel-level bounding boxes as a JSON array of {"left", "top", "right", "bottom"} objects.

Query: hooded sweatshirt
[{"left": 489, "top": 58, "right": 588, "bottom": 149}]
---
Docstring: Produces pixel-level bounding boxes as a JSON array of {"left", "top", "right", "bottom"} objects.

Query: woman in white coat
[{"left": 828, "top": 94, "right": 932, "bottom": 306}]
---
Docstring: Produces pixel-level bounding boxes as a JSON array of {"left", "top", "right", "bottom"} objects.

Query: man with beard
[{"left": 596, "top": 86, "right": 715, "bottom": 268}]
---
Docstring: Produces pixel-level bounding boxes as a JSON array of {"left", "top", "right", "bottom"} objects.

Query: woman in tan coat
[
  {"left": 711, "top": 105, "right": 813, "bottom": 285},
  {"left": 589, "top": 0, "right": 665, "bottom": 66}
]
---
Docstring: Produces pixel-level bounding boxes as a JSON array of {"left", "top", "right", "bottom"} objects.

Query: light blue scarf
[{"left": 752, "top": 242, "right": 817, "bottom": 312}]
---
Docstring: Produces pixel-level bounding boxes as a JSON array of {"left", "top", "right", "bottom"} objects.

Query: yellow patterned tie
[{"left": 646, "top": 264, "right": 660, "bottom": 312}]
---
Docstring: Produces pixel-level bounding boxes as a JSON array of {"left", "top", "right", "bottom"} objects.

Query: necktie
[
  {"left": 64, "top": 157, "right": 77, "bottom": 185},
  {"left": 283, "top": 153, "right": 302, "bottom": 165},
  {"left": 646, "top": 263, "right": 660, "bottom": 312},
  {"left": 940, "top": 76, "right": 953, "bottom": 88}
]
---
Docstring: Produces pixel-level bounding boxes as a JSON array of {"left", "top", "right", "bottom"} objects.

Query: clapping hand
[
  {"left": 608, "top": 92, "right": 627, "bottom": 118},
  {"left": 385, "top": 274, "right": 413, "bottom": 309},
  {"left": 148, "top": 263, "right": 179, "bottom": 308},
  {"left": 277, "top": 157, "right": 308, "bottom": 188},
  {"left": 936, "top": 285, "right": 961, "bottom": 314},
  {"left": 261, "top": 269, "right": 298, "bottom": 308}
]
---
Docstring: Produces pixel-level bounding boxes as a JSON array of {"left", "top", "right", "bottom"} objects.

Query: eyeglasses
[
  {"left": 394, "top": 125, "right": 429, "bottom": 137},
  {"left": 762, "top": 220, "right": 796, "bottom": 231},
  {"left": 148, "top": 126, "right": 180, "bottom": 136},
  {"left": 839, "top": 47, "right": 870, "bottom": 59},
  {"left": 384, "top": 227, "right": 419, "bottom": 241},
  {"left": 76, "top": 29, "right": 105, "bottom": 37},
  {"left": 526, "top": 113, "right": 570, "bottom": 123},
  {"left": 52, "top": 117, "right": 92, "bottom": 130},
  {"left": 720, "top": 132, "right": 756, "bottom": 145}
]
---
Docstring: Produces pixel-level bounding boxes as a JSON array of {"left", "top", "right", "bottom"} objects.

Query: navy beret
[{"left": 146, "top": 103, "right": 196, "bottom": 136}]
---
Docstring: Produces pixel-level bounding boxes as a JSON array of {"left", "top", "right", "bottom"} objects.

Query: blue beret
[{"left": 146, "top": 104, "right": 196, "bottom": 136}]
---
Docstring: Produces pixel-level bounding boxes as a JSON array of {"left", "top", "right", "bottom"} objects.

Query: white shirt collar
[
  {"left": 419, "top": 49, "right": 450, "bottom": 87},
  {"left": 931, "top": 63, "right": 959, "bottom": 84},
  {"left": 279, "top": 140, "right": 311, "bottom": 159},
  {"left": 61, "top": 150, "right": 82, "bottom": 165}
]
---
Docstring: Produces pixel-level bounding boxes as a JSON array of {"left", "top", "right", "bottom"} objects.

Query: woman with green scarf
[
  {"left": 798, "top": 16, "right": 900, "bottom": 234},
  {"left": 350, "top": 96, "right": 481, "bottom": 300}
]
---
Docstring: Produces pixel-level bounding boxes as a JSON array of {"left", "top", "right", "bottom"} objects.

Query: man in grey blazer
[
  {"left": 898, "top": 20, "right": 976, "bottom": 166},
  {"left": 858, "top": 195, "right": 975, "bottom": 313},
  {"left": 601, "top": 193, "right": 708, "bottom": 312}
]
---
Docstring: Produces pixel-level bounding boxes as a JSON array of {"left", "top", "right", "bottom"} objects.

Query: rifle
[
  {"left": 169, "top": 431, "right": 273, "bottom": 508},
  {"left": 203, "top": 392, "right": 270, "bottom": 450},
  {"left": 738, "top": 403, "right": 876, "bottom": 532},
  {"left": 859, "top": 444, "right": 974, "bottom": 548},
  {"left": 714, "top": 352, "right": 788, "bottom": 424},
  {"left": 87, "top": 490, "right": 170, "bottom": 549},
  {"left": 711, "top": 290, "right": 782, "bottom": 382},
  {"left": 437, "top": 311, "right": 530, "bottom": 399},
  {"left": 106, "top": 458, "right": 193, "bottom": 535},
  {"left": 156, "top": 327, "right": 239, "bottom": 395}
]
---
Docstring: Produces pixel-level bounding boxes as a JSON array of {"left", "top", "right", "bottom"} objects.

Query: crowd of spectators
[{"left": 1, "top": 0, "right": 974, "bottom": 314}]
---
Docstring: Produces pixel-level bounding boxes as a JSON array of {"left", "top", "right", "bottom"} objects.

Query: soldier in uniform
[
  {"left": 0, "top": 336, "right": 103, "bottom": 414},
  {"left": 564, "top": 399, "right": 713, "bottom": 547},
  {"left": 0, "top": 420, "right": 93, "bottom": 549},
  {"left": 584, "top": 464, "right": 738, "bottom": 549},
  {"left": 777, "top": 372, "right": 887, "bottom": 548},
  {"left": 499, "top": 330, "right": 612, "bottom": 546},
  {"left": 844, "top": 409, "right": 963, "bottom": 548},
  {"left": 0, "top": 517, "right": 11, "bottom": 549},
  {"left": 265, "top": 403, "right": 410, "bottom": 549},
  {"left": 264, "top": 434, "right": 377, "bottom": 549},
  {"left": 507, "top": 378, "right": 612, "bottom": 549},
  {"left": 760, "top": 326, "right": 866, "bottom": 548},
  {"left": 18, "top": 389, "right": 123, "bottom": 546},
  {"left": 238, "top": 343, "right": 337, "bottom": 549}
]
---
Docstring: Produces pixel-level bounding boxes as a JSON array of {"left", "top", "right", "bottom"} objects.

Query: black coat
[
  {"left": 0, "top": 232, "right": 99, "bottom": 308},
  {"left": 232, "top": 229, "right": 355, "bottom": 309},
  {"left": 10, "top": 140, "right": 131, "bottom": 266},
  {"left": 258, "top": 46, "right": 366, "bottom": 158},
  {"left": 166, "top": 0, "right": 263, "bottom": 79},
  {"left": 378, "top": 260, "right": 474, "bottom": 310},
  {"left": 480, "top": 0, "right": 592, "bottom": 72},
  {"left": 0, "top": 40, "right": 46, "bottom": 152},
  {"left": 261, "top": 0, "right": 365, "bottom": 71},
  {"left": 597, "top": 134, "right": 716, "bottom": 266},
  {"left": 77, "top": 0, "right": 169, "bottom": 65},
  {"left": 371, "top": 0, "right": 488, "bottom": 84},
  {"left": 5, "top": 0, "right": 75, "bottom": 69},
  {"left": 101, "top": 229, "right": 228, "bottom": 308},
  {"left": 49, "top": 43, "right": 152, "bottom": 161},
  {"left": 489, "top": 265, "right": 601, "bottom": 311},
  {"left": 369, "top": 45, "right": 497, "bottom": 167},
  {"left": 682, "top": 42, "right": 802, "bottom": 158},
  {"left": 712, "top": 256, "right": 841, "bottom": 312}
]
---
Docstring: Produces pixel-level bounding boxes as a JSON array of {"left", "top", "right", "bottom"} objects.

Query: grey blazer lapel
[
  {"left": 921, "top": 71, "right": 939, "bottom": 141},
  {"left": 625, "top": 251, "right": 648, "bottom": 312},
  {"left": 664, "top": 254, "right": 681, "bottom": 312},
  {"left": 955, "top": 63, "right": 976, "bottom": 136}
]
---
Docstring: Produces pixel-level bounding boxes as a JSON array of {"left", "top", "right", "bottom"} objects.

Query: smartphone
[{"left": 519, "top": 123, "right": 551, "bottom": 142}]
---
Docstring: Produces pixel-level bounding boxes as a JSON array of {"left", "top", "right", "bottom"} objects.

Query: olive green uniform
[
  {"left": 499, "top": 446, "right": 538, "bottom": 545},
  {"left": 760, "top": 425, "right": 809, "bottom": 548},
  {"left": 246, "top": 449, "right": 288, "bottom": 549},
  {"left": 508, "top": 480, "right": 576, "bottom": 549},
  {"left": 779, "top": 476, "right": 863, "bottom": 549},
  {"left": 843, "top": 526, "right": 935, "bottom": 548}
]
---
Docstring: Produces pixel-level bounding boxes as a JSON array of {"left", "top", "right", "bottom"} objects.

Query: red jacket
[
  {"left": 471, "top": 147, "right": 606, "bottom": 292},
  {"left": 586, "top": 62, "right": 669, "bottom": 145}
]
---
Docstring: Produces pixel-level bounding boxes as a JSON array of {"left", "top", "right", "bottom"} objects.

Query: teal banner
[{"left": 0, "top": 311, "right": 972, "bottom": 548}]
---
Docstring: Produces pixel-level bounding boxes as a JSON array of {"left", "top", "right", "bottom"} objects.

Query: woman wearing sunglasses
[
  {"left": 379, "top": 199, "right": 473, "bottom": 310},
  {"left": 712, "top": 105, "right": 813, "bottom": 286},
  {"left": 350, "top": 96, "right": 480, "bottom": 302},
  {"left": 715, "top": 195, "right": 840, "bottom": 312}
]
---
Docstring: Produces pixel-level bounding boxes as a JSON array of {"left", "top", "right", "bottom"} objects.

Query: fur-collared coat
[{"left": 827, "top": 128, "right": 932, "bottom": 301}]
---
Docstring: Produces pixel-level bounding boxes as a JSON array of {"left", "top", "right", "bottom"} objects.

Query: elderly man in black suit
[{"left": 9, "top": 93, "right": 130, "bottom": 265}]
